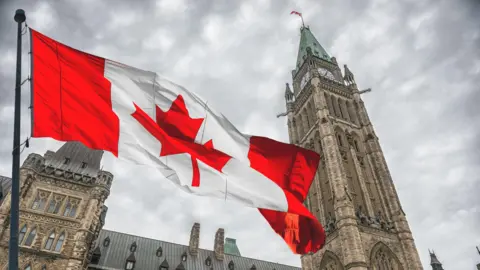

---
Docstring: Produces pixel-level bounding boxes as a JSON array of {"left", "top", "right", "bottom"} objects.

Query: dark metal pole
[{"left": 9, "top": 9, "right": 26, "bottom": 270}]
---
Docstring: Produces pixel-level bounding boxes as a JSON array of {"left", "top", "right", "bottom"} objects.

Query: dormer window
[
  {"left": 181, "top": 252, "right": 187, "bottom": 262},
  {"left": 130, "top": 241, "right": 137, "bottom": 252},
  {"left": 205, "top": 256, "right": 212, "bottom": 266},
  {"left": 228, "top": 260, "right": 235, "bottom": 270},
  {"left": 91, "top": 246, "right": 101, "bottom": 264},
  {"left": 64, "top": 157, "right": 70, "bottom": 165},
  {"left": 156, "top": 247, "right": 163, "bottom": 257},
  {"left": 81, "top": 162, "right": 87, "bottom": 169},
  {"left": 125, "top": 261, "right": 135, "bottom": 270},
  {"left": 159, "top": 259, "right": 169, "bottom": 270},
  {"left": 125, "top": 252, "right": 136, "bottom": 270},
  {"left": 103, "top": 237, "right": 110, "bottom": 247}
]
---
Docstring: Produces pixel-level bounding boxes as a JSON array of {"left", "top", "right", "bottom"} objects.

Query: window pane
[
  {"left": 19, "top": 225, "right": 27, "bottom": 244},
  {"left": 24, "top": 229, "right": 36, "bottom": 246},
  {"left": 47, "top": 194, "right": 65, "bottom": 214},
  {"left": 32, "top": 190, "right": 50, "bottom": 211},
  {"left": 44, "top": 232, "right": 55, "bottom": 250},
  {"left": 54, "top": 233, "right": 65, "bottom": 252},
  {"left": 63, "top": 198, "right": 79, "bottom": 218}
]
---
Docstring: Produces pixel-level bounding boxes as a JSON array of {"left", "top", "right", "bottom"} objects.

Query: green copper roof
[
  {"left": 224, "top": 238, "right": 241, "bottom": 256},
  {"left": 295, "top": 26, "right": 331, "bottom": 70}
]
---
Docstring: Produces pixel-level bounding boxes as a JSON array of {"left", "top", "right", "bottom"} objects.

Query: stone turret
[
  {"left": 214, "top": 228, "right": 225, "bottom": 261},
  {"left": 429, "top": 250, "right": 444, "bottom": 270},
  {"left": 188, "top": 222, "right": 200, "bottom": 256}
]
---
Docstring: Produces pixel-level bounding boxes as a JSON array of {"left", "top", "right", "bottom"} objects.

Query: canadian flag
[{"left": 30, "top": 29, "right": 325, "bottom": 254}]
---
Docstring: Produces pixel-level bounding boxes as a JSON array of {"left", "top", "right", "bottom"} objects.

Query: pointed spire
[
  {"left": 429, "top": 250, "right": 444, "bottom": 270},
  {"left": 284, "top": 83, "right": 293, "bottom": 101},
  {"left": 343, "top": 64, "right": 356, "bottom": 87},
  {"left": 295, "top": 26, "right": 331, "bottom": 72}
]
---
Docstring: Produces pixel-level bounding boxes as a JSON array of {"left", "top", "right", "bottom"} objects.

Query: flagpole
[{"left": 9, "top": 9, "right": 26, "bottom": 270}]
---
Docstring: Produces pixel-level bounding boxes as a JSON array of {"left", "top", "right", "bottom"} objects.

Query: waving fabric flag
[
  {"left": 29, "top": 29, "right": 325, "bottom": 254},
  {"left": 290, "top": 10, "right": 302, "bottom": 16}
]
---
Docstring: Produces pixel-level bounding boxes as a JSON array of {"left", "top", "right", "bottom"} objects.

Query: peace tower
[{"left": 283, "top": 26, "right": 423, "bottom": 270}]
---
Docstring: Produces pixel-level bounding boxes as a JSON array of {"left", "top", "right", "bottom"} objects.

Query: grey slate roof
[
  {"left": 89, "top": 229, "right": 301, "bottom": 270},
  {"left": 0, "top": 175, "right": 12, "bottom": 204},
  {"left": 44, "top": 141, "right": 104, "bottom": 176}
]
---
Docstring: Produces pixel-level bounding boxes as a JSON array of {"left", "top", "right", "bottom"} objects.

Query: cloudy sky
[{"left": 1, "top": 0, "right": 479, "bottom": 268}]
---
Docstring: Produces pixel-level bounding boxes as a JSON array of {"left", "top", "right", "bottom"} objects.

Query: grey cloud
[{"left": 0, "top": 0, "right": 479, "bottom": 268}]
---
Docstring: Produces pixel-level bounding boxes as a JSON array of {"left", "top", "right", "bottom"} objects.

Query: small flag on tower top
[
  {"left": 290, "top": 10, "right": 305, "bottom": 27},
  {"left": 290, "top": 11, "right": 302, "bottom": 16}
]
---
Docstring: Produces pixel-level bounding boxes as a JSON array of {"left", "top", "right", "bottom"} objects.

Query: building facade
[
  {"left": 0, "top": 142, "right": 301, "bottom": 270},
  {"left": 0, "top": 142, "right": 111, "bottom": 270},
  {"left": 284, "top": 26, "right": 424, "bottom": 270}
]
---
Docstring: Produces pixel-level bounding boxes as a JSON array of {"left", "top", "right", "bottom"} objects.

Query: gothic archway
[
  {"left": 369, "top": 242, "right": 403, "bottom": 270},
  {"left": 318, "top": 250, "right": 344, "bottom": 270}
]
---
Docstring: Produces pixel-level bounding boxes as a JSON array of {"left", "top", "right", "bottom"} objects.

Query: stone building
[
  {"left": 284, "top": 25, "right": 424, "bottom": 269},
  {"left": 0, "top": 142, "right": 111, "bottom": 270},
  {"left": 0, "top": 142, "right": 301, "bottom": 270}
]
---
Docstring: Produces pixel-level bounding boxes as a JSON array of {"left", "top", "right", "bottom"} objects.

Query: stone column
[
  {"left": 287, "top": 120, "right": 294, "bottom": 144},
  {"left": 313, "top": 139, "right": 326, "bottom": 224},
  {"left": 312, "top": 78, "right": 368, "bottom": 269}
]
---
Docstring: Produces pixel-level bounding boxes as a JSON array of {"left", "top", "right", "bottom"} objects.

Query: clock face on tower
[
  {"left": 317, "top": 67, "right": 337, "bottom": 82},
  {"left": 300, "top": 71, "right": 311, "bottom": 89}
]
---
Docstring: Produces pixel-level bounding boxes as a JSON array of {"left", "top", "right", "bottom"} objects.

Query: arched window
[
  {"left": 47, "top": 193, "right": 65, "bottom": 214},
  {"left": 31, "top": 190, "right": 49, "bottom": 211},
  {"left": 54, "top": 232, "right": 65, "bottom": 252},
  {"left": 19, "top": 225, "right": 27, "bottom": 244},
  {"left": 336, "top": 134, "right": 343, "bottom": 147},
  {"left": 24, "top": 227, "right": 36, "bottom": 246},
  {"left": 371, "top": 243, "right": 401, "bottom": 270},
  {"left": 330, "top": 95, "right": 339, "bottom": 117},
  {"left": 337, "top": 99, "right": 345, "bottom": 119},
  {"left": 354, "top": 140, "right": 360, "bottom": 152},
  {"left": 44, "top": 232, "right": 56, "bottom": 250},
  {"left": 63, "top": 197, "right": 80, "bottom": 217}
]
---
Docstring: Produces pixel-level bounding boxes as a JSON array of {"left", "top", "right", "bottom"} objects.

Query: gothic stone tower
[
  {"left": 0, "top": 142, "right": 112, "bottom": 270},
  {"left": 284, "top": 26, "right": 423, "bottom": 270}
]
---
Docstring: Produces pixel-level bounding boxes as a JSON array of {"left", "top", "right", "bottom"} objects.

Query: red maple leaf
[{"left": 131, "top": 95, "right": 231, "bottom": 186}]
